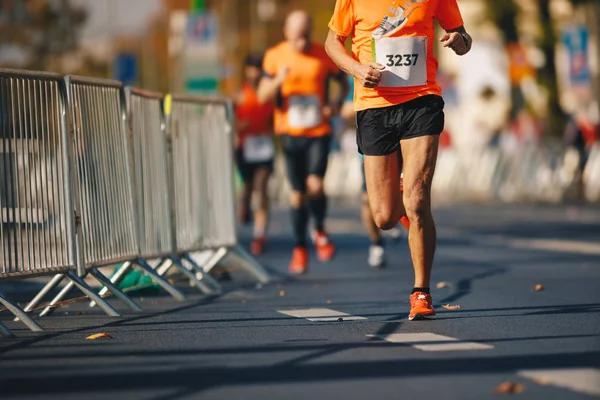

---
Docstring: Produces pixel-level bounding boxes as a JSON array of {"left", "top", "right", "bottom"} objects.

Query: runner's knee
[
  {"left": 372, "top": 203, "right": 401, "bottom": 230},
  {"left": 306, "top": 175, "right": 324, "bottom": 196},
  {"left": 290, "top": 191, "right": 305, "bottom": 208}
]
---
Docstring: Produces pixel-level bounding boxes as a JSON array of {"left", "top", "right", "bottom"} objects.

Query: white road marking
[
  {"left": 367, "top": 333, "right": 493, "bottom": 351},
  {"left": 278, "top": 308, "right": 367, "bottom": 321},
  {"left": 480, "top": 235, "right": 600, "bottom": 256},
  {"left": 519, "top": 368, "right": 600, "bottom": 397}
]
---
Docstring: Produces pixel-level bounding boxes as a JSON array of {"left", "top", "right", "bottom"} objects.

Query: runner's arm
[
  {"left": 257, "top": 67, "right": 288, "bottom": 104},
  {"left": 333, "top": 71, "right": 350, "bottom": 109},
  {"left": 325, "top": 29, "right": 384, "bottom": 88},
  {"left": 440, "top": 26, "right": 472, "bottom": 56}
]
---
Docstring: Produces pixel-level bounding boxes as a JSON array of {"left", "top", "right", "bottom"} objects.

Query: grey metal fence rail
[
  {"left": 167, "top": 95, "right": 270, "bottom": 286},
  {"left": 0, "top": 69, "right": 271, "bottom": 338}
]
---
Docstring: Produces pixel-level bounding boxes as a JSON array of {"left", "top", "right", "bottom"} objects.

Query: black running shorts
[
  {"left": 235, "top": 149, "right": 273, "bottom": 184},
  {"left": 356, "top": 95, "right": 445, "bottom": 156},
  {"left": 281, "top": 134, "right": 331, "bottom": 192}
]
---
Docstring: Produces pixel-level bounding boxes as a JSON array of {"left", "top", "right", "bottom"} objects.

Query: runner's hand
[
  {"left": 440, "top": 32, "right": 468, "bottom": 56},
  {"left": 275, "top": 66, "right": 290, "bottom": 84},
  {"left": 352, "top": 63, "right": 384, "bottom": 88}
]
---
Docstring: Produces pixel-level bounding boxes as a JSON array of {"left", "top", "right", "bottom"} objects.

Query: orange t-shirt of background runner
[
  {"left": 236, "top": 83, "right": 274, "bottom": 146},
  {"left": 263, "top": 42, "right": 340, "bottom": 137},
  {"left": 328, "top": 0, "right": 464, "bottom": 111}
]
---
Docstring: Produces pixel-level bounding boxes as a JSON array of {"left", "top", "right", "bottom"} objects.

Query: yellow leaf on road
[
  {"left": 442, "top": 304, "right": 461, "bottom": 310},
  {"left": 86, "top": 332, "right": 113, "bottom": 340}
]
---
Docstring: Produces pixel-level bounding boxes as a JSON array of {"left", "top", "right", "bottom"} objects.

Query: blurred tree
[{"left": 0, "top": 0, "right": 86, "bottom": 70}]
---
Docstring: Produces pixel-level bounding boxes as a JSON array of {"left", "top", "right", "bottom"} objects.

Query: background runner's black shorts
[
  {"left": 357, "top": 94, "right": 445, "bottom": 156},
  {"left": 281, "top": 134, "right": 331, "bottom": 192},
  {"left": 234, "top": 149, "right": 273, "bottom": 184}
]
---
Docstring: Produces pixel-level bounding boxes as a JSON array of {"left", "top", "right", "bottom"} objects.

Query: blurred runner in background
[
  {"left": 326, "top": 0, "right": 472, "bottom": 320},
  {"left": 340, "top": 75, "right": 409, "bottom": 269},
  {"left": 235, "top": 53, "right": 275, "bottom": 255},
  {"left": 258, "top": 10, "right": 350, "bottom": 274},
  {"left": 563, "top": 102, "right": 599, "bottom": 199}
]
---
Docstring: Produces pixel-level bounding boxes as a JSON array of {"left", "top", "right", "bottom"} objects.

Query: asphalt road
[{"left": 0, "top": 203, "right": 599, "bottom": 400}]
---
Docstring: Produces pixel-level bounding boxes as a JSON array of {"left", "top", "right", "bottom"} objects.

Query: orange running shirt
[
  {"left": 263, "top": 42, "right": 341, "bottom": 137},
  {"left": 236, "top": 83, "right": 274, "bottom": 147},
  {"left": 328, "top": 0, "right": 464, "bottom": 111}
]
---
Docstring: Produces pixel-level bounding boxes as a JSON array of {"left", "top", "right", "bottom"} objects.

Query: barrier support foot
[
  {"left": 0, "top": 290, "right": 43, "bottom": 332},
  {"left": 227, "top": 245, "right": 271, "bottom": 284},
  {"left": 15, "top": 273, "right": 65, "bottom": 321},
  {"left": 134, "top": 258, "right": 185, "bottom": 301},
  {"left": 91, "top": 261, "right": 134, "bottom": 307},
  {"left": 90, "top": 268, "right": 142, "bottom": 313},
  {"left": 181, "top": 254, "right": 222, "bottom": 295},
  {"left": 172, "top": 255, "right": 221, "bottom": 295},
  {"left": 63, "top": 271, "right": 120, "bottom": 317}
]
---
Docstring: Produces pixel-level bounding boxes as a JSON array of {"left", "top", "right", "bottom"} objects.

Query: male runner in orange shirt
[
  {"left": 258, "top": 10, "right": 350, "bottom": 274},
  {"left": 326, "top": 0, "right": 472, "bottom": 320}
]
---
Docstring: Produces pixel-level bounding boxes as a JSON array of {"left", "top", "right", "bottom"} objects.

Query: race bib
[
  {"left": 244, "top": 135, "right": 274, "bottom": 162},
  {"left": 374, "top": 36, "right": 428, "bottom": 88},
  {"left": 287, "top": 95, "right": 322, "bottom": 129}
]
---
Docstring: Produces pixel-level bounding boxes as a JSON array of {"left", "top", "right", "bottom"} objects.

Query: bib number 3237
[{"left": 374, "top": 36, "right": 428, "bottom": 88}]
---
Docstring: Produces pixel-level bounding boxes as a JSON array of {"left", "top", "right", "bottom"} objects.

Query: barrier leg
[
  {"left": 38, "top": 280, "right": 76, "bottom": 317},
  {"left": 0, "top": 321, "right": 15, "bottom": 338},
  {"left": 64, "top": 271, "right": 119, "bottom": 317},
  {"left": 89, "top": 268, "right": 143, "bottom": 313},
  {"left": 90, "top": 261, "right": 134, "bottom": 308},
  {"left": 199, "top": 247, "right": 228, "bottom": 274},
  {"left": 134, "top": 258, "right": 186, "bottom": 301},
  {"left": 19, "top": 273, "right": 66, "bottom": 315},
  {"left": 0, "top": 291, "right": 43, "bottom": 332},
  {"left": 93, "top": 261, "right": 134, "bottom": 304},
  {"left": 156, "top": 258, "right": 174, "bottom": 277},
  {"left": 170, "top": 256, "right": 220, "bottom": 295},
  {"left": 181, "top": 254, "right": 222, "bottom": 294},
  {"left": 227, "top": 245, "right": 272, "bottom": 284}
]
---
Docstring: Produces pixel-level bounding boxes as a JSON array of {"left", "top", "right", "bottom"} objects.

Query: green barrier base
[{"left": 110, "top": 264, "right": 160, "bottom": 294}]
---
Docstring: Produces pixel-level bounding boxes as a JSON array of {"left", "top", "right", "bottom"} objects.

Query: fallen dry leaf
[
  {"left": 534, "top": 284, "right": 544, "bottom": 292},
  {"left": 442, "top": 304, "right": 461, "bottom": 310},
  {"left": 494, "top": 381, "right": 525, "bottom": 394},
  {"left": 436, "top": 281, "right": 451, "bottom": 289},
  {"left": 336, "top": 317, "right": 344, "bottom": 322},
  {"left": 86, "top": 332, "right": 113, "bottom": 340},
  {"left": 279, "top": 290, "right": 286, "bottom": 297},
  {"left": 326, "top": 300, "right": 332, "bottom": 304}
]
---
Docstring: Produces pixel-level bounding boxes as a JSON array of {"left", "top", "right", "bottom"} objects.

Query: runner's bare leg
[{"left": 401, "top": 135, "right": 439, "bottom": 288}]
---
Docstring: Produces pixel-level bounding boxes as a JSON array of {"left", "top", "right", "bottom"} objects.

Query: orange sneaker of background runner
[
  {"left": 409, "top": 291, "right": 436, "bottom": 321},
  {"left": 289, "top": 247, "right": 309, "bottom": 275},
  {"left": 251, "top": 237, "right": 266, "bottom": 255},
  {"left": 314, "top": 232, "right": 336, "bottom": 262}
]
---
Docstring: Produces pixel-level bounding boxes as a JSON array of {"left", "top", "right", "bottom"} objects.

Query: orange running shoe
[
  {"left": 313, "top": 231, "right": 336, "bottom": 262},
  {"left": 251, "top": 237, "right": 266, "bottom": 255},
  {"left": 400, "top": 215, "right": 410, "bottom": 230},
  {"left": 409, "top": 291, "right": 436, "bottom": 320},
  {"left": 289, "top": 246, "right": 308, "bottom": 275}
]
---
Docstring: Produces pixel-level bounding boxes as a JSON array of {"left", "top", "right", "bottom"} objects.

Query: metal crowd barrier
[
  {"left": 21, "top": 78, "right": 193, "bottom": 318},
  {"left": 166, "top": 95, "right": 270, "bottom": 285},
  {"left": 0, "top": 70, "right": 132, "bottom": 336},
  {"left": 0, "top": 69, "right": 271, "bottom": 337}
]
